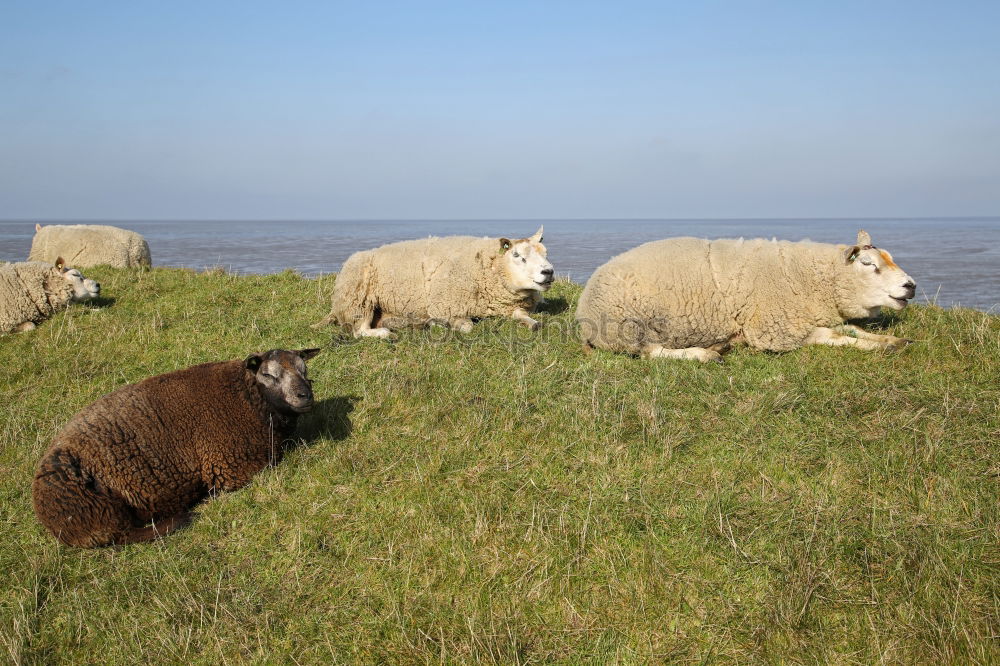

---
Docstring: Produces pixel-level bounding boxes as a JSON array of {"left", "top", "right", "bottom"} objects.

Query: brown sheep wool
[{"left": 32, "top": 348, "right": 321, "bottom": 548}]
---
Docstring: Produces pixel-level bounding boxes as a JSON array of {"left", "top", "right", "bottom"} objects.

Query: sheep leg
[
  {"left": 117, "top": 511, "right": 194, "bottom": 544},
  {"left": 834, "top": 324, "right": 913, "bottom": 348},
  {"left": 641, "top": 344, "right": 723, "bottom": 363},
  {"left": 449, "top": 317, "right": 474, "bottom": 333},
  {"left": 355, "top": 324, "right": 394, "bottom": 339},
  {"left": 351, "top": 312, "right": 395, "bottom": 339},
  {"left": 511, "top": 307, "right": 540, "bottom": 331},
  {"left": 806, "top": 326, "right": 910, "bottom": 351}
]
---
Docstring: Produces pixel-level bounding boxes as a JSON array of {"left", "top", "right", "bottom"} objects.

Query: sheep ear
[
  {"left": 35, "top": 223, "right": 42, "bottom": 232},
  {"left": 845, "top": 246, "right": 860, "bottom": 264},
  {"left": 244, "top": 353, "right": 263, "bottom": 372},
  {"left": 499, "top": 238, "right": 512, "bottom": 254},
  {"left": 856, "top": 230, "right": 872, "bottom": 247},
  {"left": 54, "top": 256, "right": 66, "bottom": 271},
  {"left": 296, "top": 348, "right": 321, "bottom": 361},
  {"left": 529, "top": 226, "right": 543, "bottom": 243}
]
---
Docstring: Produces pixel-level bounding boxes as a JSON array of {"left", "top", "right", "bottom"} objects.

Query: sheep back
[{"left": 29, "top": 224, "right": 152, "bottom": 268}]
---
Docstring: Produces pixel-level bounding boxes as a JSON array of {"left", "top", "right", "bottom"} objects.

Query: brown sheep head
[{"left": 244, "top": 348, "right": 321, "bottom": 415}]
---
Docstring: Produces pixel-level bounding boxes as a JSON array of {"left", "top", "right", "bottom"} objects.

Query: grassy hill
[{"left": 2, "top": 267, "right": 998, "bottom": 663}]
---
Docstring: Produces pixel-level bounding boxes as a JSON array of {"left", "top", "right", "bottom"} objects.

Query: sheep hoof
[
  {"left": 523, "top": 319, "right": 541, "bottom": 332},
  {"left": 885, "top": 337, "right": 912, "bottom": 352},
  {"left": 703, "top": 350, "right": 724, "bottom": 364}
]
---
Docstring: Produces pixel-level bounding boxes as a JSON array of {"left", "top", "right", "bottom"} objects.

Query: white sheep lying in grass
[
  {"left": 314, "top": 227, "right": 554, "bottom": 338},
  {"left": 576, "top": 230, "right": 917, "bottom": 362},
  {"left": 0, "top": 258, "right": 101, "bottom": 334},
  {"left": 30, "top": 223, "right": 151, "bottom": 268}
]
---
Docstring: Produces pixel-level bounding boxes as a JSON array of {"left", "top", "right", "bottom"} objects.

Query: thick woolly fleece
[
  {"left": 32, "top": 359, "right": 299, "bottom": 548},
  {"left": 576, "top": 237, "right": 871, "bottom": 354},
  {"left": 318, "top": 236, "right": 541, "bottom": 329},
  {"left": 0, "top": 261, "right": 75, "bottom": 334},
  {"left": 29, "top": 224, "right": 151, "bottom": 268}
]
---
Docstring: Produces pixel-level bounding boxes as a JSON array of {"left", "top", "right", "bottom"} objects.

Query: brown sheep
[{"left": 32, "top": 348, "right": 321, "bottom": 548}]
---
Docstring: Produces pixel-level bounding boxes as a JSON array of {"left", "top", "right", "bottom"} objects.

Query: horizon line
[{"left": 3, "top": 215, "right": 999, "bottom": 224}]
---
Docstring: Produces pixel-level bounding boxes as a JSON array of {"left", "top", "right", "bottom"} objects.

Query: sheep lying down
[
  {"left": 314, "top": 227, "right": 554, "bottom": 338},
  {"left": 30, "top": 223, "right": 151, "bottom": 268},
  {"left": 32, "top": 348, "right": 321, "bottom": 547},
  {"left": 576, "top": 230, "right": 917, "bottom": 362},
  {"left": 0, "top": 258, "right": 100, "bottom": 334}
]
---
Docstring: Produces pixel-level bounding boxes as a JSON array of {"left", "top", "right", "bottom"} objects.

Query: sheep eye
[{"left": 262, "top": 372, "right": 277, "bottom": 380}]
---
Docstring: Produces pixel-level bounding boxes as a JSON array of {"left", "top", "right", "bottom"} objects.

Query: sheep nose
[
  {"left": 541, "top": 268, "right": 554, "bottom": 277},
  {"left": 903, "top": 280, "right": 915, "bottom": 290},
  {"left": 94, "top": 283, "right": 101, "bottom": 292}
]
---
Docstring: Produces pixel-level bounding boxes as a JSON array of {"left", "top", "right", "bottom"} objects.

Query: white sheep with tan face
[
  {"left": 576, "top": 230, "right": 917, "bottom": 362},
  {"left": 0, "top": 258, "right": 101, "bottom": 334},
  {"left": 314, "top": 227, "right": 554, "bottom": 338}
]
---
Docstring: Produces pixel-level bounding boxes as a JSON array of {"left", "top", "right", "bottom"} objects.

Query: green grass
[{"left": 2, "top": 266, "right": 998, "bottom": 664}]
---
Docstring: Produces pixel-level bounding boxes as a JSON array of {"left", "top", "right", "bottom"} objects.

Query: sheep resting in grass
[
  {"left": 29, "top": 223, "right": 152, "bottom": 268},
  {"left": 576, "top": 230, "right": 917, "bottom": 362},
  {"left": 32, "top": 348, "right": 321, "bottom": 547},
  {"left": 0, "top": 258, "right": 101, "bottom": 334},
  {"left": 314, "top": 227, "right": 554, "bottom": 338}
]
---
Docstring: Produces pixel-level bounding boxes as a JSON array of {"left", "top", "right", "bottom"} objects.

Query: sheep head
[
  {"left": 497, "top": 226, "right": 554, "bottom": 293},
  {"left": 244, "top": 348, "right": 321, "bottom": 415},
  {"left": 838, "top": 230, "right": 916, "bottom": 319},
  {"left": 55, "top": 257, "right": 101, "bottom": 302}
]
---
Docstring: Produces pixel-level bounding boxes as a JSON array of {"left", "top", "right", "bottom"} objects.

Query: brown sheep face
[{"left": 244, "top": 348, "right": 321, "bottom": 415}]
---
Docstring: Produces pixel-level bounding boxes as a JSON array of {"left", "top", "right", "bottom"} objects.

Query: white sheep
[
  {"left": 29, "top": 223, "right": 152, "bottom": 268},
  {"left": 314, "top": 227, "right": 554, "bottom": 338},
  {"left": 0, "top": 258, "right": 101, "bottom": 334},
  {"left": 576, "top": 230, "right": 917, "bottom": 362}
]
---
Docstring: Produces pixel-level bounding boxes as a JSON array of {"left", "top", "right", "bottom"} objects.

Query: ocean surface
[{"left": 2, "top": 218, "right": 998, "bottom": 312}]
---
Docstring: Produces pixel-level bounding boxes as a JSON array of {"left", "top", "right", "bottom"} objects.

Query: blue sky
[{"left": 1, "top": 1, "right": 998, "bottom": 220}]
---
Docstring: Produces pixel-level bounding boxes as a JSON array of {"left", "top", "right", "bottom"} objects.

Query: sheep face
[
  {"left": 56, "top": 258, "right": 101, "bottom": 302},
  {"left": 497, "top": 226, "right": 554, "bottom": 293},
  {"left": 839, "top": 231, "right": 916, "bottom": 319},
  {"left": 244, "top": 348, "right": 321, "bottom": 415}
]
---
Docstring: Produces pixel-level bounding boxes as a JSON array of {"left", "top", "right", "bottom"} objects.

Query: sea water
[{"left": 2, "top": 218, "right": 997, "bottom": 311}]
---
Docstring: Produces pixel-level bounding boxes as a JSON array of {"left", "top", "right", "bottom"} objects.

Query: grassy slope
[{"left": 1, "top": 267, "right": 998, "bottom": 664}]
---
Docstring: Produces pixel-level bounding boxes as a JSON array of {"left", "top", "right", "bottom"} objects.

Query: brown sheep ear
[
  {"left": 55, "top": 256, "right": 66, "bottom": 271},
  {"left": 499, "top": 238, "right": 512, "bottom": 254},
  {"left": 845, "top": 246, "right": 860, "bottom": 264},
  {"left": 296, "top": 348, "right": 321, "bottom": 360},
  {"left": 244, "top": 354, "right": 263, "bottom": 372}
]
